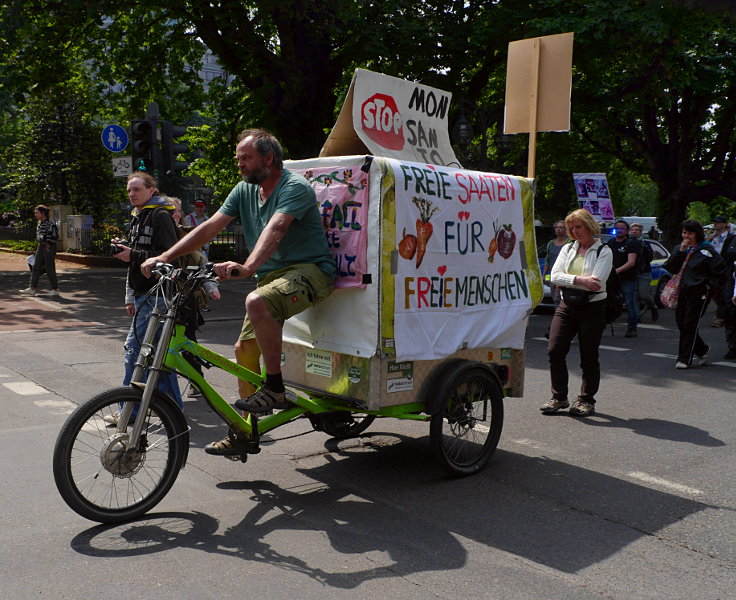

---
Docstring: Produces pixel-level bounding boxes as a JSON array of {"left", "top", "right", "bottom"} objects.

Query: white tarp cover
[
  {"left": 390, "top": 158, "right": 531, "bottom": 360},
  {"left": 281, "top": 156, "right": 381, "bottom": 357}
]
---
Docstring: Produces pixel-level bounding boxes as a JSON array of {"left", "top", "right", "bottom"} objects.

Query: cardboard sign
[
  {"left": 505, "top": 32, "right": 574, "bottom": 134},
  {"left": 320, "top": 69, "right": 460, "bottom": 167},
  {"left": 391, "top": 159, "right": 531, "bottom": 359},
  {"left": 573, "top": 173, "right": 614, "bottom": 220}
]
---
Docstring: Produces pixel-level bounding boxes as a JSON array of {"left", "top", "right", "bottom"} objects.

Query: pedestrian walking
[
  {"left": 19, "top": 205, "right": 60, "bottom": 297},
  {"left": 541, "top": 209, "right": 612, "bottom": 417},
  {"left": 606, "top": 219, "right": 641, "bottom": 337},
  {"left": 169, "top": 196, "right": 221, "bottom": 397},
  {"left": 706, "top": 216, "right": 735, "bottom": 328},
  {"left": 185, "top": 200, "right": 211, "bottom": 258},
  {"left": 630, "top": 222, "right": 659, "bottom": 322},
  {"left": 663, "top": 219, "right": 728, "bottom": 370},
  {"left": 107, "top": 172, "right": 183, "bottom": 424}
]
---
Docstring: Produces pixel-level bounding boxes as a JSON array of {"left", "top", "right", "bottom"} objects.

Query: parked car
[{"left": 535, "top": 235, "right": 671, "bottom": 312}]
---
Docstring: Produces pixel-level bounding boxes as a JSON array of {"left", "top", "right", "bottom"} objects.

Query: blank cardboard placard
[{"left": 504, "top": 32, "right": 573, "bottom": 134}]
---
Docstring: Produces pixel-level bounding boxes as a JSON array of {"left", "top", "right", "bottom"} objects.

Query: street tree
[{"left": 521, "top": 0, "right": 736, "bottom": 243}]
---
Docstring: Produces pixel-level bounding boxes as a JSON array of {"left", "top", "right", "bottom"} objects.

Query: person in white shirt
[{"left": 707, "top": 216, "right": 735, "bottom": 327}]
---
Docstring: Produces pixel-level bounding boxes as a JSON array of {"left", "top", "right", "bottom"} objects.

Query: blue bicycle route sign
[{"left": 101, "top": 124, "right": 129, "bottom": 152}]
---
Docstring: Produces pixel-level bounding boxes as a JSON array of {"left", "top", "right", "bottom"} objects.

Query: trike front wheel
[
  {"left": 53, "top": 387, "right": 188, "bottom": 523},
  {"left": 430, "top": 364, "right": 504, "bottom": 477}
]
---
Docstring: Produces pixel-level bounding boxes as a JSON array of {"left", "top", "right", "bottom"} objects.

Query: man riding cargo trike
[{"left": 53, "top": 71, "right": 543, "bottom": 524}]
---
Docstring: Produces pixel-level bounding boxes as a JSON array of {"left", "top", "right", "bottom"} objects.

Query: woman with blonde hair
[{"left": 540, "top": 209, "right": 612, "bottom": 417}]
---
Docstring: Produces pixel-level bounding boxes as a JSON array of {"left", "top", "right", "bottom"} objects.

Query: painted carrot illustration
[
  {"left": 412, "top": 196, "right": 438, "bottom": 268},
  {"left": 488, "top": 220, "right": 499, "bottom": 263}
]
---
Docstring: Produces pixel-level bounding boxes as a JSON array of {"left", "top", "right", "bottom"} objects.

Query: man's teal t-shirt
[{"left": 219, "top": 169, "right": 336, "bottom": 281}]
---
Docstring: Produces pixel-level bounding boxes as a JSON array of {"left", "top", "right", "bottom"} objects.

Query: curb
[{"left": 0, "top": 247, "right": 125, "bottom": 268}]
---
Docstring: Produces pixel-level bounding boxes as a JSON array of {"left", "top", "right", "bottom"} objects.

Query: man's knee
[{"left": 235, "top": 337, "right": 257, "bottom": 354}]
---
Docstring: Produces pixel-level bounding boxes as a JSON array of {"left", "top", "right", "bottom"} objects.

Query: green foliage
[
  {"left": 686, "top": 201, "right": 711, "bottom": 224},
  {"left": 0, "top": 239, "right": 36, "bottom": 252},
  {"left": 1, "top": 96, "right": 121, "bottom": 225},
  {"left": 1, "top": 0, "right": 736, "bottom": 251}
]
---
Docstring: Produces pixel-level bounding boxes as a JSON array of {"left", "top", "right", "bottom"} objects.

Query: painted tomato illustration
[
  {"left": 496, "top": 224, "right": 516, "bottom": 259},
  {"left": 398, "top": 228, "right": 417, "bottom": 260}
]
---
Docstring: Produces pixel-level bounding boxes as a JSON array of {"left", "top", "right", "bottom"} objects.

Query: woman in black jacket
[
  {"left": 663, "top": 220, "right": 727, "bottom": 369},
  {"left": 19, "top": 204, "right": 60, "bottom": 297}
]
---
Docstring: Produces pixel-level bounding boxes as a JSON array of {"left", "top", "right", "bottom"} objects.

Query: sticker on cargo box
[
  {"left": 306, "top": 349, "right": 332, "bottom": 378},
  {"left": 386, "top": 361, "right": 414, "bottom": 393},
  {"left": 501, "top": 348, "right": 512, "bottom": 360},
  {"left": 347, "top": 366, "right": 362, "bottom": 384}
]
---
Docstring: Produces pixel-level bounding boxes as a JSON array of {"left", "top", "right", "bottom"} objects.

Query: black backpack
[
  {"left": 596, "top": 244, "right": 622, "bottom": 327},
  {"left": 638, "top": 239, "right": 653, "bottom": 274}
]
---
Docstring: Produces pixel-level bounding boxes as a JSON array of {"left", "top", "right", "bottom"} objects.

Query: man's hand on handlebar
[
  {"left": 213, "top": 261, "right": 248, "bottom": 280},
  {"left": 141, "top": 255, "right": 167, "bottom": 278}
]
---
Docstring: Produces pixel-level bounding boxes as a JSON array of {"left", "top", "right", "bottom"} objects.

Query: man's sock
[{"left": 265, "top": 372, "right": 285, "bottom": 393}]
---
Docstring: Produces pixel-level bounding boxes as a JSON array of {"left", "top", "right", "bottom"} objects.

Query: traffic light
[
  {"left": 161, "top": 121, "right": 189, "bottom": 174},
  {"left": 131, "top": 118, "right": 156, "bottom": 173}
]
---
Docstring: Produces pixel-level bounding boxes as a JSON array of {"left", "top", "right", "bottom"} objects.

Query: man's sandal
[
  {"left": 234, "top": 387, "right": 290, "bottom": 414},
  {"left": 204, "top": 436, "right": 239, "bottom": 456}
]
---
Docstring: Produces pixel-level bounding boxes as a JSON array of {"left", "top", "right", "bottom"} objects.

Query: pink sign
[{"left": 296, "top": 166, "right": 369, "bottom": 288}]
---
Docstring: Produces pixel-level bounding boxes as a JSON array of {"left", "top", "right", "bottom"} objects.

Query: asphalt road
[{"left": 1, "top": 253, "right": 735, "bottom": 599}]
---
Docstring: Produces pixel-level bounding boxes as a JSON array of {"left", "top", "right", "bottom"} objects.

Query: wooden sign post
[{"left": 504, "top": 32, "right": 574, "bottom": 179}]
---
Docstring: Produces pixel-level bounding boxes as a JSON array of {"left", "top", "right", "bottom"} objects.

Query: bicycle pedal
[{"left": 225, "top": 451, "right": 250, "bottom": 463}]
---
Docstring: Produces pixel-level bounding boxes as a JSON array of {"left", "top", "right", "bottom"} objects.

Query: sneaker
[
  {"left": 569, "top": 399, "right": 595, "bottom": 417},
  {"left": 697, "top": 353, "right": 710, "bottom": 367},
  {"left": 540, "top": 398, "right": 570, "bottom": 414},
  {"left": 103, "top": 412, "right": 120, "bottom": 426},
  {"left": 204, "top": 436, "right": 239, "bottom": 456},
  {"left": 234, "top": 386, "right": 289, "bottom": 414},
  {"left": 48, "top": 289, "right": 60, "bottom": 298},
  {"left": 187, "top": 387, "right": 203, "bottom": 398},
  {"left": 711, "top": 318, "right": 724, "bottom": 328},
  {"left": 675, "top": 362, "right": 690, "bottom": 370},
  {"left": 103, "top": 411, "right": 137, "bottom": 426},
  {"left": 724, "top": 348, "right": 736, "bottom": 360},
  {"left": 19, "top": 287, "right": 37, "bottom": 296},
  {"left": 624, "top": 327, "right": 637, "bottom": 338}
]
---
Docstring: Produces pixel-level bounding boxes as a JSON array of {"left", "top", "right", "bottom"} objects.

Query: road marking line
[
  {"left": 2, "top": 381, "right": 49, "bottom": 395},
  {"left": 34, "top": 399, "right": 76, "bottom": 414},
  {"left": 712, "top": 361, "right": 736, "bottom": 368},
  {"left": 644, "top": 352, "right": 678, "bottom": 359},
  {"left": 599, "top": 345, "right": 629, "bottom": 352},
  {"left": 627, "top": 471, "right": 704, "bottom": 496}
]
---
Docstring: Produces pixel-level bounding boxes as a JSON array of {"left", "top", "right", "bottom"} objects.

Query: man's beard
[{"left": 242, "top": 166, "right": 269, "bottom": 185}]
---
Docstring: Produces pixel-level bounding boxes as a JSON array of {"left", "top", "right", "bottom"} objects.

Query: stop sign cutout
[{"left": 360, "top": 93, "right": 405, "bottom": 151}]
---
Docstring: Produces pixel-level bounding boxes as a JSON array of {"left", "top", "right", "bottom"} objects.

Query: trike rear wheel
[
  {"left": 53, "top": 387, "right": 188, "bottom": 523},
  {"left": 430, "top": 364, "right": 503, "bottom": 477}
]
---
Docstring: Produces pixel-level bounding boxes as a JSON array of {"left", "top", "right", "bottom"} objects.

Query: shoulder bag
[{"left": 660, "top": 251, "right": 691, "bottom": 309}]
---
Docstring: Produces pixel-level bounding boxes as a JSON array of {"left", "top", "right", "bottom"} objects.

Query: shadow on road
[
  {"left": 569, "top": 411, "right": 725, "bottom": 446},
  {"left": 68, "top": 436, "right": 713, "bottom": 583}
]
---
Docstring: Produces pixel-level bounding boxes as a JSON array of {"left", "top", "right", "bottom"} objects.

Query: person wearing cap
[
  {"left": 706, "top": 216, "right": 735, "bottom": 327},
  {"left": 185, "top": 200, "right": 211, "bottom": 257}
]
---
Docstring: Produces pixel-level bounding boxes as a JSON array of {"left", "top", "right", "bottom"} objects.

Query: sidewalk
[{"left": 0, "top": 250, "right": 252, "bottom": 332}]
